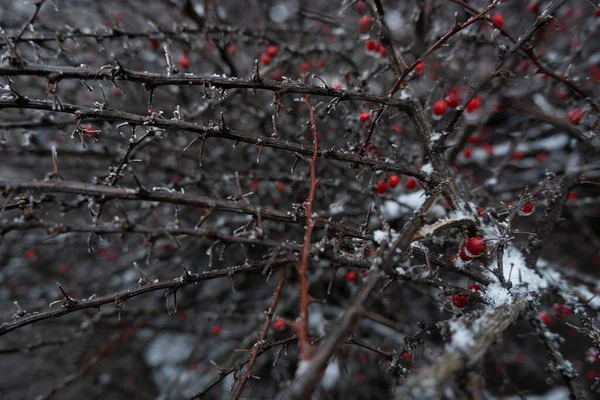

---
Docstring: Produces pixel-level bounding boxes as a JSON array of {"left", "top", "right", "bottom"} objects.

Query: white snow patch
[
  {"left": 295, "top": 360, "right": 311, "bottom": 377},
  {"left": 573, "top": 285, "right": 600, "bottom": 310},
  {"left": 448, "top": 320, "right": 474, "bottom": 352},
  {"left": 373, "top": 229, "right": 399, "bottom": 245},
  {"left": 420, "top": 163, "right": 433, "bottom": 174},
  {"left": 397, "top": 190, "right": 427, "bottom": 209},
  {"left": 484, "top": 282, "right": 512, "bottom": 308},
  {"left": 321, "top": 360, "right": 340, "bottom": 390},
  {"left": 497, "top": 246, "right": 548, "bottom": 291}
]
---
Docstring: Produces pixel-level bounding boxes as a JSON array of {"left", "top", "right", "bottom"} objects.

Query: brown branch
[
  {"left": 525, "top": 173, "right": 580, "bottom": 269},
  {"left": 0, "top": 97, "right": 428, "bottom": 181},
  {"left": 232, "top": 266, "right": 286, "bottom": 399},
  {"left": 394, "top": 298, "right": 528, "bottom": 399},
  {"left": 279, "top": 270, "right": 381, "bottom": 400},
  {"left": 450, "top": 0, "right": 600, "bottom": 114},
  {"left": 444, "top": 0, "right": 568, "bottom": 135},
  {"left": 296, "top": 96, "right": 321, "bottom": 360},
  {"left": 0, "top": 179, "right": 364, "bottom": 238},
  {"left": 0, "top": 63, "right": 413, "bottom": 109},
  {"left": 0, "top": 257, "right": 292, "bottom": 336}
]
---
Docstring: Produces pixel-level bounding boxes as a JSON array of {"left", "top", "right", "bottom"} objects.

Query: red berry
[
  {"left": 445, "top": 93, "right": 459, "bottom": 108},
  {"left": 481, "top": 143, "right": 494, "bottom": 156},
  {"left": 358, "top": 16, "right": 373, "bottom": 34},
  {"left": 227, "top": 44, "right": 237, "bottom": 55},
  {"left": 151, "top": 39, "right": 160, "bottom": 50},
  {"left": 512, "top": 151, "right": 524, "bottom": 160},
  {"left": 266, "top": 45, "right": 279, "bottom": 58},
  {"left": 415, "top": 62, "right": 425, "bottom": 77},
  {"left": 277, "top": 182, "right": 285, "bottom": 193},
  {"left": 477, "top": 207, "right": 486, "bottom": 217},
  {"left": 466, "top": 97, "right": 481, "bottom": 113},
  {"left": 405, "top": 178, "right": 417, "bottom": 190},
  {"left": 469, "top": 136, "right": 480, "bottom": 145},
  {"left": 58, "top": 264, "right": 70, "bottom": 275},
  {"left": 466, "top": 237, "right": 486, "bottom": 257},
  {"left": 586, "top": 371, "right": 597, "bottom": 381},
  {"left": 539, "top": 313, "right": 551, "bottom": 326},
  {"left": 366, "top": 40, "right": 377, "bottom": 51},
  {"left": 464, "top": 148, "right": 473, "bottom": 159},
  {"left": 568, "top": 109, "right": 583, "bottom": 125},
  {"left": 179, "top": 55, "right": 190, "bottom": 69},
  {"left": 274, "top": 320, "right": 286, "bottom": 331},
  {"left": 114, "top": 88, "right": 123, "bottom": 97},
  {"left": 83, "top": 126, "right": 99, "bottom": 138},
  {"left": 459, "top": 247, "right": 473, "bottom": 262},
  {"left": 592, "top": 65, "right": 600, "bottom": 81},
  {"left": 527, "top": 1, "right": 540, "bottom": 13},
  {"left": 377, "top": 180, "right": 389, "bottom": 195},
  {"left": 468, "top": 283, "right": 481, "bottom": 292},
  {"left": 389, "top": 175, "right": 400, "bottom": 188},
  {"left": 261, "top": 54, "right": 272, "bottom": 65},
  {"left": 536, "top": 152, "right": 548, "bottom": 162},
  {"left": 300, "top": 61, "right": 310, "bottom": 73},
  {"left": 212, "top": 325, "right": 222, "bottom": 335},
  {"left": 25, "top": 249, "right": 37, "bottom": 261},
  {"left": 355, "top": 1, "right": 367, "bottom": 13},
  {"left": 317, "top": 59, "right": 326, "bottom": 69},
  {"left": 333, "top": 83, "right": 342, "bottom": 89},
  {"left": 452, "top": 294, "right": 468, "bottom": 309},
  {"left": 379, "top": 46, "right": 387, "bottom": 57},
  {"left": 346, "top": 271, "right": 357, "bottom": 282},
  {"left": 433, "top": 99, "right": 447, "bottom": 116},
  {"left": 359, "top": 112, "right": 370, "bottom": 122},
  {"left": 107, "top": 252, "right": 118, "bottom": 262},
  {"left": 520, "top": 203, "right": 535, "bottom": 215},
  {"left": 568, "top": 192, "right": 578, "bottom": 201},
  {"left": 402, "top": 353, "right": 412, "bottom": 362},
  {"left": 393, "top": 124, "right": 403, "bottom": 133},
  {"left": 491, "top": 13, "right": 505, "bottom": 28}
]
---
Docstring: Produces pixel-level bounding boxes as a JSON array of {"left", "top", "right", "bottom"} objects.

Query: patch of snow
[
  {"left": 498, "top": 245, "right": 548, "bottom": 292},
  {"left": 397, "top": 190, "right": 427, "bottom": 209},
  {"left": 295, "top": 360, "right": 311, "bottom": 377},
  {"left": 321, "top": 360, "right": 340, "bottom": 390},
  {"left": 145, "top": 333, "right": 196, "bottom": 367},
  {"left": 484, "top": 282, "right": 512, "bottom": 308},
  {"left": 420, "top": 163, "right": 433, "bottom": 174},
  {"left": 448, "top": 320, "right": 474, "bottom": 352}
]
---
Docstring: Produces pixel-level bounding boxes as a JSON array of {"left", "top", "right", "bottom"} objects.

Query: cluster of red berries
[
  {"left": 261, "top": 45, "right": 279, "bottom": 66},
  {"left": 299, "top": 59, "right": 326, "bottom": 73},
  {"left": 456, "top": 237, "right": 487, "bottom": 262},
  {"left": 553, "top": 303, "right": 571, "bottom": 318},
  {"left": 377, "top": 176, "right": 417, "bottom": 195},
  {"left": 468, "top": 283, "right": 482, "bottom": 292},
  {"left": 365, "top": 40, "right": 387, "bottom": 57}
]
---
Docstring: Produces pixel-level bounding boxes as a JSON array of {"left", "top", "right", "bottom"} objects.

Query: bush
[{"left": 1, "top": 0, "right": 599, "bottom": 399}]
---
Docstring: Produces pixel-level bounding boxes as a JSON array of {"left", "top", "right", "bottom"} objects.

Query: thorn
[
  {"left": 132, "top": 171, "right": 149, "bottom": 195},
  {"left": 134, "top": 262, "right": 149, "bottom": 286}
]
